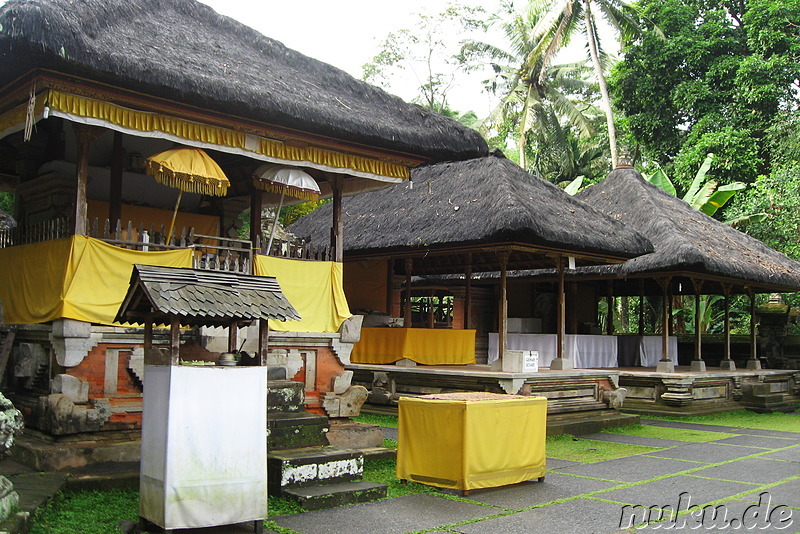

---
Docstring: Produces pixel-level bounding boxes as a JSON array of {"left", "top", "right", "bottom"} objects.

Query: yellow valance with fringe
[
  {"left": 0, "top": 235, "right": 192, "bottom": 325},
  {"left": 0, "top": 89, "right": 410, "bottom": 182},
  {"left": 254, "top": 255, "right": 351, "bottom": 333}
]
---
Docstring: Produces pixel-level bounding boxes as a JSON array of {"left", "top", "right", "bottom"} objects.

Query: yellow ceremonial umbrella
[
  {"left": 252, "top": 164, "right": 320, "bottom": 253},
  {"left": 145, "top": 147, "right": 229, "bottom": 243}
]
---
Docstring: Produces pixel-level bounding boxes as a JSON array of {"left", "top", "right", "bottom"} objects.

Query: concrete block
[
  {"left": 339, "top": 315, "right": 363, "bottom": 343},
  {"left": 332, "top": 371, "right": 353, "bottom": 394}
]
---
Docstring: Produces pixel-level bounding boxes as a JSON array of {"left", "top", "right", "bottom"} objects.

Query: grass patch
[
  {"left": 643, "top": 409, "right": 800, "bottom": 433},
  {"left": 603, "top": 424, "right": 738, "bottom": 442},
  {"left": 351, "top": 413, "right": 398, "bottom": 428},
  {"left": 383, "top": 438, "right": 398, "bottom": 449},
  {"left": 30, "top": 489, "right": 139, "bottom": 534},
  {"left": 362, "top": 456, "right": 430, "bottom": 499},
  {"left": 546, "top": 433, "right": 662, "bottom": 463}
]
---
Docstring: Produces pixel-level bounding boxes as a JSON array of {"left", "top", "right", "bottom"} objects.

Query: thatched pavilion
[
  {"left": 290, "top": 150, "right": 653, "bottom": 369},
  {"left": 0, "top": 0, "right": 490, "bottom": 464}
]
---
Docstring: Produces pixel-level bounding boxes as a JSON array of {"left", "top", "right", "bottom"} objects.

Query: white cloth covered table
[
  {"left": 488, "top": 333, "right": 618, "bottom": 369},
  {"left": 639, "top": 336, "right": 679, "bottom": 367}
]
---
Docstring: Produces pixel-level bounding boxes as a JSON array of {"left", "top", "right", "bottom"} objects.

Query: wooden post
[
  {"left": 690, "top": 279, "right": 706, "bottom": 372},
  {"left": 404, "top": 258, "right": 413, "bottom": 328},
  {"left": 638, "top": 279, "right": 645, "bottom": 335},
  {"left": 606, "top": 282, "right": 614, "bottom": 335},
  {"left": 427, "top": 290, "right": 435, "bottom": 329},
  {"left": 747, "top": 289, "right": 761, "bottom": 369},
  {"left": 464, "top": 253, "right": 472, "bottom": 330},
  {"left": 228, "top": 321, "right": 239, "bottom": 353},
  {"left": 720, "top": 284, "right": 736, "bottom": 370},
  {"left": 656, "top": 277, "right": 675, "bottom": 372},
  {"left": 73, "top": 124, "right": 94, "bottom": 236},
  {"left": 170, "top": 316, "right": 181, "bottom": 366},
  {"left": 109, "top": 131, "right": 123, "bottom": 226},
  {"left": 331, "top": 175, "right": 343, "bottom": 263},
  {"left": 385, "top": 259, "right": 394, "bottom": 315},
  {"left": 250, "top": 186, "right": 262, "bottom": 254},
  {"left": 551, "top": 255, "right": 572, "bottom": 370},
  {"left": 258, "top": 318, "right": 269, "bottom": 366},
  {"left": 498, "top": 251, "right": 509, "bottom": 359}
]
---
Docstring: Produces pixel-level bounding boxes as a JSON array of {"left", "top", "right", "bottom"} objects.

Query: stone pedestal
[
  {"left": 719, "top": 359, "right": 736, "bottom": 371},
  {"left": 656, "top": 359, "right": 676, "bottom": 373},
  {"left": 689, "top": 360, "right": 706, "bottom": 372}
]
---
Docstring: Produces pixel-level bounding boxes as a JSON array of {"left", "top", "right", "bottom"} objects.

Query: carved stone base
[
  {"left": 719, "top": 359, "right": 737, "bottom": 371},
  {"left": 549, "top": 357, "right": 573, "bottom": 370},
  {"left": 656, "top": 359, "right": 676, "bottom": 373},
  {"left": 746, "top": 359, "right": 762, "bottom": 370},
  {"left": 689, "top": 360, "right": 707, "bottom": 373}
]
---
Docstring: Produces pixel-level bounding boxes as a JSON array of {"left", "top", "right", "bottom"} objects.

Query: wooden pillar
[
  {"left": 109, "top": 131, "right": 123, "bottom": 225},
  {"left": 464, "top": 254, "right": 473, "bottom": 330},
  {"left": 228, "top": 321, "right": 239, "bottom": 353},
  {"left": 404, "top": 258, "right": 413, "bottom": 328},
  {"left": 258, "top": 318, "right": 269, "bottom": 366},
  {"left": 638, "top": 279, "right": 645, "bottom": 335},
  {"left": 747, "top": 289, "right": 762, "bottom": 369},
  {"left": 427, "top": 290, "right": 435, "bottom": 329},
  {"left": 568, "top": 280, "right": 578, "bottom": 334},
  {"left": 250, "top": 186, "right": 262, "bottom": 250},
  {"left": 690, "top": 279, "right": 706, "bottom": 372},
  {"left": 385, "top": 259, "right": 394, "bottom": 315},
  {"left": 720, "top": 284, "right": 736, "bottom": 370},
  {"left": 656, "top": 277, "right": 675, "bottom": 372},
  {"left": 498, "top": 251, "right": 509, "bottom": 359},
  {"left": 331, "top": 175, "right": 343, "bottom": 263},
  {"left": 143, "top": 317, "right": 154, "bottom": 364},
  {"left": 170, "top": 316, "right": 181, "bottom": 366},
  {"left": 606, "top": 282, "right": 614, "bottom": 335},
  {"left": 73, "top": 124, "right": 95, "bottom": 236},
  {"left": 551, "top": 255, "right": 572, "bottom": 370}
]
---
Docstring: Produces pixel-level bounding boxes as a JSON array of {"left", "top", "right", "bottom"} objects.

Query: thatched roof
[
  {"left": 0, "top": 0, "right": 487, "bottom": 162},
  {"left": 575, "top": 167, "right": 800, "bottom": 293},
  {"left": 290, "top": 151, "right": 653, "bottom": 274},
  {"left": 115, "top": 264, "right": 300, "bottom": 327}
]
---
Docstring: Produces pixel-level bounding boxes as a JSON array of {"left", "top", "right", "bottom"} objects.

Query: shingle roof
[{"left": 115, "top": 265, "right": 300, "bottom": 327}]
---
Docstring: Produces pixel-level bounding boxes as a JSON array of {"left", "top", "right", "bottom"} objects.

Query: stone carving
[
  {"left": 36, "top": 394, "right": 111, "bottom": 435},
  {"left": 602, "top": 387, "right": 628, "bottom": 409},
  {"left": 322, "top": 385, "right": 369, "bottom": 418},
  {"left": 51, "top": 374, "right": 89, "bottom": 404},
  {"left": 49, "top": 319, "right": 100, "bottom": 367},
  {"left": 0, "top": 393, "right": 24, "bottom": 522},
  {"left": 13, "top": 343, "right": 48, "bottom": 389}
]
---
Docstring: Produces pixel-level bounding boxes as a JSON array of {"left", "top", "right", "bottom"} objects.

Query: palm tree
[
  {"left": 528, "top": 0, "right": 652, "bottom": 168},
  {"left": 462, "top": 4, "right": 597, "bottom": 170}
]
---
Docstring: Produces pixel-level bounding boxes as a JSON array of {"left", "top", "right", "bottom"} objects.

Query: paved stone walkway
[
  {"left": 2, "top": 419, "right": 799, "bottom": 533},
  {"left": 272, "top": 419, "right": 800, "bottom": 534}
]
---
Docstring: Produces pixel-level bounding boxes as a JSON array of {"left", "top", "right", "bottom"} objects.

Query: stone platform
[{"left": 618, "top": 367, "right": 800, "bottom": 416}]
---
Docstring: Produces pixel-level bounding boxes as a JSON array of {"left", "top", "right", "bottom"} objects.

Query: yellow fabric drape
[
  {"left": 397, "top": 395, "right": 547, "bottom": 491},
  {"left": 351, "top": 327, "right": 476, "bottom": 365},
  {"left": 42, "top": 90, "right": 409, "bottom": 180},
  {"left": 254, "top": 255, "right": 351, "bottom": 333},
  {"left": 0, "top": 236, "right": 192, "bottom": 325}
]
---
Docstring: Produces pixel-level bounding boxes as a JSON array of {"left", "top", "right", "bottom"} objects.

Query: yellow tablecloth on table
[
  {"left": 397, "top": 393, "right": 547, "bottom": 491},
  {"left": 351, "top": 327, "right": 476, "bottom": 365}
]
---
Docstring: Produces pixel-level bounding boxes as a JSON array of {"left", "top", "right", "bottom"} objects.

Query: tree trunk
[{"left": 584, "top": 0, "right": 618, "bottom": 168}]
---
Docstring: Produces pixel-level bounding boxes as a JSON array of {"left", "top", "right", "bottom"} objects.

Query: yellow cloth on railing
[
  {"left": 254, "top": 255, "right": 351, "bottom": 333},
  {"left": 0, "top": 235, "right": 192, "bottom": 325},
  {"left": 351, "top": 327, "right": 476, "bottom": 365}
]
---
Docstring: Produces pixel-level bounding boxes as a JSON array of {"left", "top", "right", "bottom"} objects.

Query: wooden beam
[
  {"left": 747, "top": 289, "right": 761, "bottom": 369},
  {"left": 228, "top": 321, "right": 239, "bottom": 353},
  {"left": 606, "top": 282, "right": 614, "bottom": 335},
  {"left": 250, "top": 185, "right": 262, "bottom": 258},
  {"left": 498, "top": 251, "right": 509, "bottom": 358},
  {"left": 73, "top": 124, "right": 94, "bottom": 236},
  {"left": 386, "top": 259, "right": 394, "bottom": 315},
  {"left": 720, "top": 284, "right": 736, "bottom": 370},
  {"left": 655, "top": 277, "right": 675, "bottom": 372},
  {"left": 638, "top": 279, "right": 645, "bottom": 335}
]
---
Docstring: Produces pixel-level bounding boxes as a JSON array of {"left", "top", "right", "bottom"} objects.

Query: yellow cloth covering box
[{"left": 397, "top": 393, "right": 547, "bottom": 492}]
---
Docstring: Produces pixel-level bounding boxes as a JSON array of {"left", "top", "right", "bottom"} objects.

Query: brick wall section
[{"left": 286, "top": 346, "right": 345, "bottom": 415}]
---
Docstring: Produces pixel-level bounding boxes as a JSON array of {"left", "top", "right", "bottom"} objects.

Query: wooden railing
[{"left": 1, "top": 217, "right": 334, "bottom": 273}]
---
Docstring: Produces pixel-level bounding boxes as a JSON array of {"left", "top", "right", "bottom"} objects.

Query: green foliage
[
  {"left": 280, "top": 198, "right": 330, "bottom": 228},
  {"left": 0, "top": 192, "right": 14, "bottom": 214},
  {"left": 612, "top": 0, "right": 800, "bottom": 191},
  {"left": 30, "top": 490, "right": 139, "bottom": 534},
  {"left": 645, "top": 409, "right": 800, "bottom": 433},
  {"left": 352, "top": 413, "right": 399, "bottom": 428}
]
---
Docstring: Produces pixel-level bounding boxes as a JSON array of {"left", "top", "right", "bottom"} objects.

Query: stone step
[
  {"left": 267, "top": 446, "right": 363, "bottom": 494},
  {"left": 268, "top": 411, "right": 330, "bottom": 450},
  {"left": 282, "top": 481, "right": 387, "bottom": 511}
]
